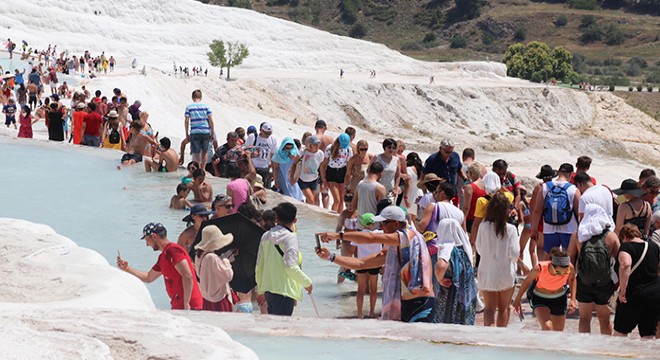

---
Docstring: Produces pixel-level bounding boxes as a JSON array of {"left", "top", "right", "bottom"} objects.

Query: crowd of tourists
[{"left": 3, "top": 44, "right": 658, "bottom": 340}]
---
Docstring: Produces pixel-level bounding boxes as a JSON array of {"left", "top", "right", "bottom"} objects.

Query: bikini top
[
  {"left": 535, "top": 261, "right": 570, "bottom": 291},
  {"left": 624, "top": 201, "right": 649, "bottom": 233}
]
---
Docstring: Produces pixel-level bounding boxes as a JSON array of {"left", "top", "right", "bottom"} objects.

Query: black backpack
[
  {"left": 108, "top": 128, "right": 120, "bottom": 144},
  {"left": 577, "top": 230, "right": 611, "bottom": 286}
]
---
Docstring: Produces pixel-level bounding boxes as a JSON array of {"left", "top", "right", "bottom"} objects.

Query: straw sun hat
[{"left": 194, "top": 226, "right": 233, "bottom": 253}]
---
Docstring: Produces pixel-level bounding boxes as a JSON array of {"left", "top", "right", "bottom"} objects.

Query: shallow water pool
[{"left": 0, "top": 135, "right": 358, "bottom": 316}]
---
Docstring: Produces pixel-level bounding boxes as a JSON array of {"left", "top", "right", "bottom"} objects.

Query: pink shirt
[{"left": 227, "top": 178, "right": 250, "bottom": 213}]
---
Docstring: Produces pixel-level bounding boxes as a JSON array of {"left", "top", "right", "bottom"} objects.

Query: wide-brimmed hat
[
  {"left": 182, "top": 204, "right": 213, "bottom": 223},
  {"left": 194, "top": 226, "right": 233, "bottom": 252},
  {"left": 417, "top": 173, "right": 446, "bottom": 189},
  {"left": 253, "top": 174, "right": 265, "bottom": 190},
  {"left": 76, "top": 102, "right": 85, "bottom": 109},
  {"left": 536, "top": 165, "right": 558, "bottom": 179},
  {"left": 612, "top": 179, "right": 646, "bottom": 197},
  {"left": 107, "top": 110, "right": 118, "bottom": 118}
]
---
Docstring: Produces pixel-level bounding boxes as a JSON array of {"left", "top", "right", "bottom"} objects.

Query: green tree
[
  {"left": 454, "top": 0, "right": 486, "bottom": 19},
  {"left": 504, "top": 41, "right": 575, "bottom": 82},
  {"left": 207, "top": 40, "right": 250, "bottom": 80}
]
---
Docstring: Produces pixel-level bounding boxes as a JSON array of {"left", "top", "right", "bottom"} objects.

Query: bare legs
[{"left": 482, "top": 287, "right": 515, "bottom": 327}]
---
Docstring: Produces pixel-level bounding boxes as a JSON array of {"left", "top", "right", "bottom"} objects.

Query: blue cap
[
  {"left": 339, "top": 133, "right": 350, "bottom": 149},
  {"left": 247, "top": 125, "right": 257, "bottom": 134},
  {"left": 141, "top": 222, "right": 166, "bottom": 239}
]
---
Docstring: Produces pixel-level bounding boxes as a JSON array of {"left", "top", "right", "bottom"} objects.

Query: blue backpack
[{"left": 543, "top": 182, "right": 573, "bottom": 225}]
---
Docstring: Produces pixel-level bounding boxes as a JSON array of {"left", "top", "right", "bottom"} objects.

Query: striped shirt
[{"left": 185, "top": 102, "right": 212, "bottom": 135}]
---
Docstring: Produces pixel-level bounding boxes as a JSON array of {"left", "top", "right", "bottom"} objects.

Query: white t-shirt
[
  {"left": 435, "top": 201, "right": 465, "bottom": 225},
  {"left": 542, "top": 180, "right": 578, "bottom": 235},
  {"left": 406, "top": 167, "right": 423, "bottom": 216},
  {"left": 578, "top": 184, "right": 613, "bottom": 217},
  {"left": 247, "top": 134, "right": 278, "bottom": 169},
  {"left": 299, "top": 150, "right": 324, "bottom": 182},
  {"left": 324, "top": 145, "right": 353, "bottom": 169},
  {"left": 352, "top": 229, "right": 383, "bottom": 258},
  {"left": 417, "top": 192, "right": 434, "bottom": 214}
]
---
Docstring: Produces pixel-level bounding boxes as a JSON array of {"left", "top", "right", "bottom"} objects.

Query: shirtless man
[
  {"left": 315, "top": 120, "right": 334, "bottom": 209},
  {"left": 145, "top": 137, "right": 179, "bottom": 173},
  {"left": 190, "top": 169, "right": 213, "bottom": 203},
  {"left": 27, "top": 81, "right": 38, "bottom": 110},
  {"left": 121, "top": 120, "right": 158, "bottom": 166}
]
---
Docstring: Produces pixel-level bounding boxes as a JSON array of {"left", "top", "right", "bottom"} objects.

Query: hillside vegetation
[{"left": 203, "top": 0, "right": 659, "bottom": 87}]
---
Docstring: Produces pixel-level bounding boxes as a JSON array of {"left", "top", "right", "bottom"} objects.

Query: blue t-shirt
[
  {"left": 185, "top": 102, "right": 212, "bottom": 135},
  {"left": 14, "top": 73, "right": 24, "bottom": 85},
  {"left": 3, "top": 104, "right": 17, "bottom": 119},
  {"left": 28, "top": 72, "right": 41, "bottom": 86},
  {"left": 423, "top": 151, "right": 461, "bottom": 187}
]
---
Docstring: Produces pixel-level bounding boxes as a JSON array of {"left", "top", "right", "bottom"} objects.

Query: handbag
[{"left": 609, "top": 241, "right": 648, "bottom": 312}]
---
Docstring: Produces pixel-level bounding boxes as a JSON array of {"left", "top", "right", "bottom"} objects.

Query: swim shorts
[
  {"left": 190, "top": 133, "right": 210, "bottom": 154},
  {"left": 158, "top": 164, "right": 168, "bottom": 173},
  {"left": 542, "top": 233, "right": 572, "bottom": 253},
  {"left": 5, "top": 116, "right": 15, "bottom": 126},
  {"left": 121, "top": 152, "right": 143, "bottom": 163},
  {"left": 356, "top": 268, "right": 380, "bottom": 275},
  {"left": 614, "top": 298, "right": 659, "bottom": 337},
  {"left": 401, "top": 296, "right": 434, "bottom": 323}
]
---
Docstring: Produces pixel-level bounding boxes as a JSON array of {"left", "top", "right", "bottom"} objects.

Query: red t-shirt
[
  {"left": 151, "top": 243, "right": 203, "bottom": 310},
  {"left": 569, "top": 172, "right": 597, "bottom": 185},
  {"left": 83, "top": 112, "right": 103, "bottom": 137}
]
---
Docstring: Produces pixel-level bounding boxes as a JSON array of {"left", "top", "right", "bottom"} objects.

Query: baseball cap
[
  {"left": 76, "top": 102, "right": 85, "bottom": 109},
  {"left": 307, "top": 135, "right": 321, "bottom": 145},
  {"left": 141, "top": 222, "right": 166, "bottom": 239},
  {"left": 372, "top": 206, "right": 406, "bottom": 223},
  {"left": 247, "top": 125, "right": 257, "bottom": 134},
  {"left": 261, "top": 122, "right": 273, "bottom": 132},
  {"left": 359, "top": 213, "right": 375, "bottom": 227}
]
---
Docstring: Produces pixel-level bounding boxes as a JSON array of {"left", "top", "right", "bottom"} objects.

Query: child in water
[{"left": 170, "top": 183, "right": 193, "bottom": 210}]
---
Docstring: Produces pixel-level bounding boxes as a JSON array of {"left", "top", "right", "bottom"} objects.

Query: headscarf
[
  {"left": 578, "top": 204, "right": 614, "bottom": 243},
  {"left": 482, "top": 172, "right": 502, "bottom": 196},
  {"left": 271, "top": 137, "right": 299, "bottom": 164},
  {"left": 338, "top": 133, "right": 350, "bottom": 149},
  {"left": 436, "top": 218, "right": 473, "bottom": 264}
]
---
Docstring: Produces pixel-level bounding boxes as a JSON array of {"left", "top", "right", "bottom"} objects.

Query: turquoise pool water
[{"left": 0, "top": 136, "right": 355, "bottom": 315}]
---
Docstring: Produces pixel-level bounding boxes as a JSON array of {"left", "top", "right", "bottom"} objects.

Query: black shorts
[
  {"left": 326, "top": 166, "right": 347, "bottom": 183},
  {"left": 466, "top": 219, "right": 474, "bottom": 233},
  {"left": 5, "top": 116, "right": 15, "bottom": 126},
  {"left": 356, "top": 268, "right": 380, "bottom": 275},
  {"left": 121, "top": 153, "right": 143, "bottom": 163},
  {"left": 576, "top": 277, "right": 614, "bottom": 305},
  {"left": 614, "top": 298, "right": 660, "bottom": 337},
  {"left": 401, "top": 296, "right": 434, "bottom": 323},
  {"left": 529, "top": 290, "right": 567, "bottom": 316}
]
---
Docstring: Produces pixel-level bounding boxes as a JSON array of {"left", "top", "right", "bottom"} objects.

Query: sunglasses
[
  {"left": 222, "top": 205, "right": 233, "bottom": 209},
  {"left": 359, "top": 148, "right": 368, "bottom": 152},
  {"left": 284, "top": 146, "right": 293, "bottom": 150},
  {"left": 385, "top": 146, "right": 396, "bottom": 150},
  {"left": 381, "top": 220, "right": 397, "bottom": 225}
]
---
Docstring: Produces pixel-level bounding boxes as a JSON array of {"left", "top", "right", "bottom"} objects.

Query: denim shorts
[
  {"left": 298, "top": 178, "right": 319, "bottom": 191},
  {"left": 190, "top": 133, "right": 210, "bottom": 154}
]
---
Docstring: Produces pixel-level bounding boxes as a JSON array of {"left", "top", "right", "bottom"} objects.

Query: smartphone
[
  {"left": 314, "top": 234, "right": 321, "bottom": 250},
  {"left": 117, "top": 250, "right": 121, "bottom": 258},
  {"left": 518, "top": 309, "right": 525, "bottom": 321}
]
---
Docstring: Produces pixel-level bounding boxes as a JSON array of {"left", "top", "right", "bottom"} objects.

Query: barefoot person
[
  {"left": 117, "top": 223, "right": 203, "bottom": 310},
  {"left": 514, "top": 247, "right": 577, "bottom": 331},
  {"left": 121, "top": 120, "right": 159, "bottom": 166},
  {"left": 190, "top": 169, "right": 213, "bottom": 203},
  {"left": 145, "top": 137, "right": 179, "bottom": 172},
  {"left": 170, "top": 183, "right": 193, "bottom": 210}
]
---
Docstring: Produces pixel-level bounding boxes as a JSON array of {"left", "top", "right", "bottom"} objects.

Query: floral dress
[{"left": 17, "top": 114, "right": 33, "bottom": 138}]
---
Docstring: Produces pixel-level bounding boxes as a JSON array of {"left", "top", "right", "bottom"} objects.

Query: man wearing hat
[
  {"left": 117, "top": 222, "right": 203, "bottom": 310},
  {"left": 81, "top": 101, "right": 103, "bottom": 147},
  {"left": 416, "top": 173, "right": 445, "bottom": 215},
  {"left": 246, "top": 122, "right": 278, "bottom": 189},
  {"left": 317, "top": 206, "right": 435, "bottom": 322},
  {"left": 71, "top": 101, "right": 87, "bottom": 145},
  {"left": 101, "top": 110, "right": 126, "bottom": 150},
  {"left": 421, "top": 139, "right": 466, "bottom": 204},
  {"left": 531, "top": 163, "right": 581, "bottom": 257}
]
